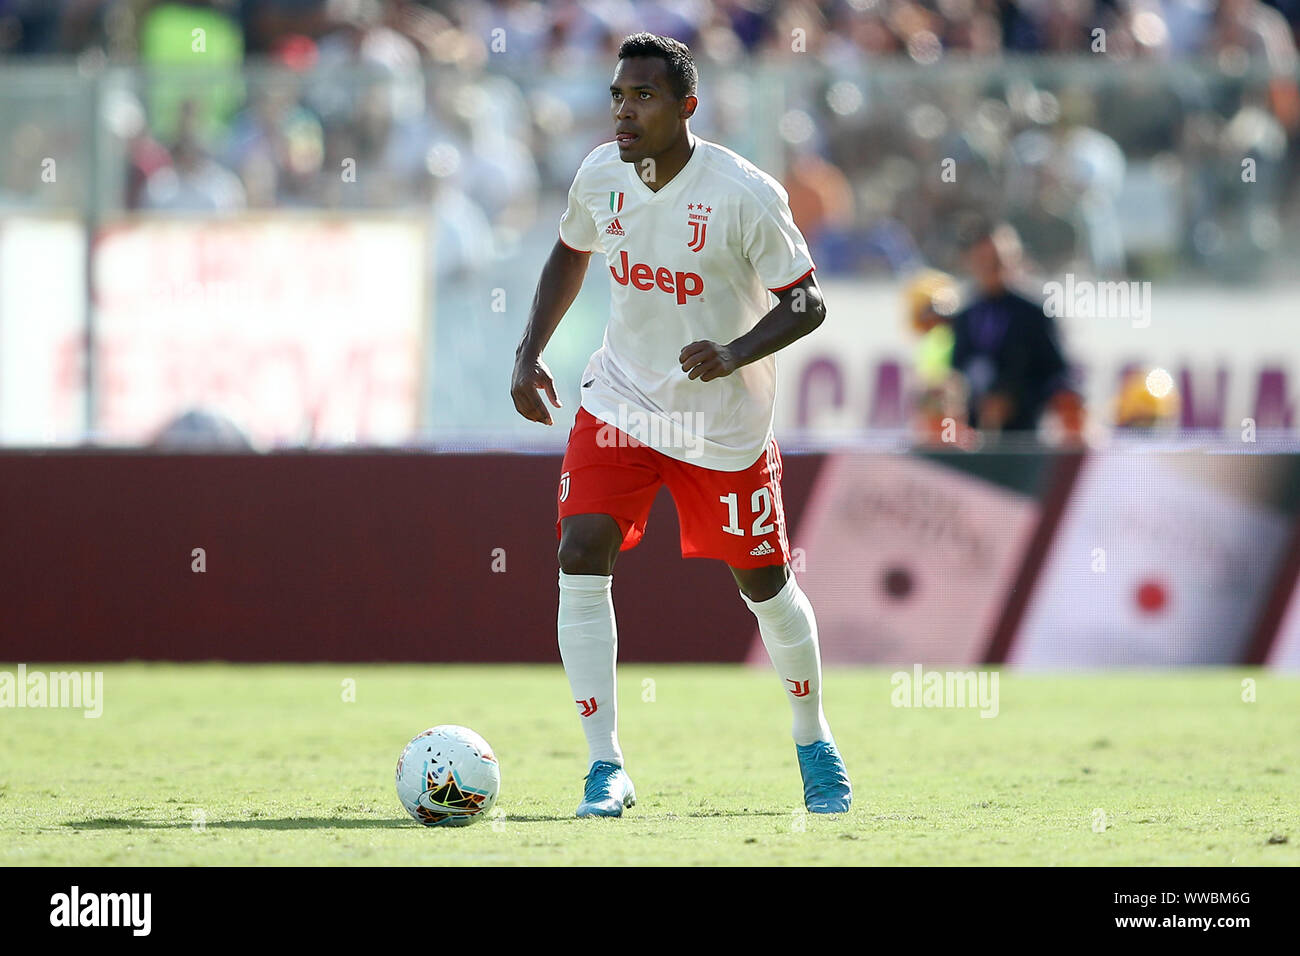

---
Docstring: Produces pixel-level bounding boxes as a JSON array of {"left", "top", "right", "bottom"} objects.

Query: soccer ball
[{"left": 395, "top": 725, "right": 500, "bottom": 827}]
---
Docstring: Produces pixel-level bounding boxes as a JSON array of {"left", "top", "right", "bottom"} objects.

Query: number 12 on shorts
[{"left": 720, "top": 490, "right": 776, "bottom": 537}]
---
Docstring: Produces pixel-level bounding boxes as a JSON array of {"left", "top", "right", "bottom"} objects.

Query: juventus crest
[{"left": 686, "top": 201, "right": 712, "bottom": 251}]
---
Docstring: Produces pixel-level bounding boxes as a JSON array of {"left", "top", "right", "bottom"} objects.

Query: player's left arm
[{"left": 679, "top": 273, "right": 825, "bottom": 382}]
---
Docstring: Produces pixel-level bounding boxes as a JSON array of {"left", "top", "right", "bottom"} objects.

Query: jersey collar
[{"left": 626, "top": 134, "right": 703, "bottom": 203}]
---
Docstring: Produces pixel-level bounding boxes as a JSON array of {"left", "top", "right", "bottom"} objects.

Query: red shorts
[{"left": 556, "top": 406, "right": 790, "bottom": 568}]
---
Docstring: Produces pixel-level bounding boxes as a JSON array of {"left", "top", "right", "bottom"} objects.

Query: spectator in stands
[
  {"left": 948, "top": 218, "right": 1085, "bottom": 437},
  {"left": 152, "top": 407, "right": 254, "bottom": 449},
  {"left": 138, "top": 1, "right": 246, "bottom": 145},
  {"left": 942, "top": 0, "right": 1003, "bottom": 54},
  {"left": 783, "top": 146, "right": 856, "bottom": 255},
  {"left": 902, "top": 268, "right": 971, "bottom": 444},
  {"left": 1209, "top": 0, "right": 1300, "bottom": 133},
  {"left": 240, "top": 0, "right": 331, "bottom": 55},
  {"left": 223, "top": 85, "right": 324, "bottom": 207},
  {"left": 540, "top": 0, "right": 633, "bottom": 68},
  {"left": 110, "top": 89, "right": 174, "bottom": 210},
  {"left": 142, "top": 100, "right": 247, "bottom": 211},
  {"left": 1006, "top": 87, "right": 1128, "bottom": 275},
  {"left": 0, "top": 0, "right": 1295, "bottom": 287},
  {"left": 419, "top": 140, "right": 495, "bottom": 281}
]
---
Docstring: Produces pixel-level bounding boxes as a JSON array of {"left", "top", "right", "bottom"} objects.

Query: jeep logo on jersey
[
  {"left": 608, "top": 250, "right": 703, "bottom": 305},
  {"left": 686, "top": 201, "right": 712, "bottom": 251}
]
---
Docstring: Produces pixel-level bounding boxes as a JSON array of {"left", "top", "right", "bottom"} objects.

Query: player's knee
[
  {"left": 734, "top": 564, "right": 790, "bottom": 603},
  {"left": 557, "top": 534, "right": 616, "bottom": 576}
]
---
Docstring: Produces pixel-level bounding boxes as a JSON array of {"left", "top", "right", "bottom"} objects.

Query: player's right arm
[
  {"left": 513, "top": 152, "right": 604, "bottom": 426},
  {"left": 510, "top": 238, "right": 591, "bottom": 426}
]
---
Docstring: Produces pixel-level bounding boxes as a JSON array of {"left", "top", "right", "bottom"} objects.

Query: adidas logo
[
  {"left": 606, "top": 217, "right": 625, "bottom": 236},
  {"left": 749, "top": 540, "right": 775, "bottom": 556}
]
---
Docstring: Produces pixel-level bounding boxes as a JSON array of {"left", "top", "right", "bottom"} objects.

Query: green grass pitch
[{"left": 2, "top": 664, "right": 1297, "bottom": 866}]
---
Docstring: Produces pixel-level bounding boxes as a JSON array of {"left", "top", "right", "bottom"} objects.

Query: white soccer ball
[{"left": 396, "top": 725, "right": 500, "bottom": 827}]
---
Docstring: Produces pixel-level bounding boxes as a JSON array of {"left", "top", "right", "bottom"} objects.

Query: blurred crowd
[
  {"left": 0, "top": 0, "right": 1298, "bottom": 282},
  {"left": 2, "top": 0, "right": 1298, "bottom": 64}
]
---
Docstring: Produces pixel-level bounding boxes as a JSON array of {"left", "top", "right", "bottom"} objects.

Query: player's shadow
[
  {"left": 65, "top": 816, "right": 411, "bottom": 830},
  {"left": 64, "top": 814, "right": 603, "bottom": 829},
  {"left": 65, "top": 810, "right": 789, "bottom": 829}
]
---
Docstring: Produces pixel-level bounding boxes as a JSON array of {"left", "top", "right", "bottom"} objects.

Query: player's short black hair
[{"left": 617, "top": 33, "right": 697, "bottom": 101}]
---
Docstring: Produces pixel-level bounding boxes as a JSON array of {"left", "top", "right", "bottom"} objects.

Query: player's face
[{"left": 609, "top": 57, "right": 693, "bottom": 167}]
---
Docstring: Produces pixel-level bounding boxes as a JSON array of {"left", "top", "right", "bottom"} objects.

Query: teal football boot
[
  {"left": 576, "top": 760, "right": 636, "bottom": 818},
  {"left": 796, "top": 739, "right": 852, "bottom": 813}
]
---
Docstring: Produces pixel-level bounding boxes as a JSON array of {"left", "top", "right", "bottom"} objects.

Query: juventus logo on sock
[
  {"left": 786, "top": 679, "right": 811, "bottom": 698},
  {"left": 576, "top": 697, "right": 598, "bottom": 717}
]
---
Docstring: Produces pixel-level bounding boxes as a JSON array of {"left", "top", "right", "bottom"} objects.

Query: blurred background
[{"left": 3, "top": 0, "right": 1300, "bottom": 668}]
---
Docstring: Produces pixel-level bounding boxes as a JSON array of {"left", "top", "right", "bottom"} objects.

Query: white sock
[
  {"left": 742, "top": 575, "right": 832, "bottom": 746},
  {"left": 557, "top": 571, "right": 623, "bottom": 767}
]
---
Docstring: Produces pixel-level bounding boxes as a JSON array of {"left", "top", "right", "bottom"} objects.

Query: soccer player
[{"left": 510, "top": 33, "right": 851, "bottom": 818}]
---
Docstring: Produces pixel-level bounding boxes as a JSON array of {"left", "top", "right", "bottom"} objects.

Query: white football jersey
[{"left": 557, "top": 136, "right": 816, "bottom": 471}]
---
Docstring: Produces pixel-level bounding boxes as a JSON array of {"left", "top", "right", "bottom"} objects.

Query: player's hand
[
  {"left": 679, "top": 341, "right": 738, "bottom": 382},
  {"left": 511, "top": 356, "right": 562, "bottom": 425}
]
